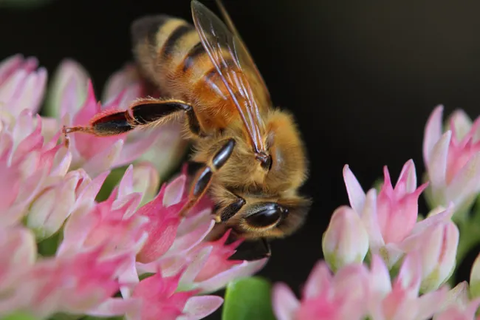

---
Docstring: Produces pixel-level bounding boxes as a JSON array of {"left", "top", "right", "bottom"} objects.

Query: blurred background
[{"left": 2, "top": 0, "right": 480, "bottom": 317}]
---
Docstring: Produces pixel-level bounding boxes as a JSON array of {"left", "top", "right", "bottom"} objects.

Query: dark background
[{"left": 2, "top": 0, "right": 480, "bottom": 317}]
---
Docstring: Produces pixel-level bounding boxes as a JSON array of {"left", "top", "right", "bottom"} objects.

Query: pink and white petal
[
  {"left": 446, "top": 282, "right": 470, "bottom": 310},
  {"left": 361, "top": 189, "right": 385, "bottom": 249},
  {"left": 49, "top": 147, "right": 72, "bottom": 178},
  {"left": 137, "top": 255, "right": 188, "bottom": 278},
  {"left": 272, "top": 283, "right": 300, "bottom": 320},
  {"left": 0, "top": 69, "right": 28, "bottom": 105},
  {"left": 164, "top": 174, "right": 187, "bottom": 207},
  {"left": 102, "top": 64, "right": 140, "bottom": 103},
  {"left": 427, "top": 131, "right": 451, "bottom": 189},
  {"left": 112, "top": 129, "right": 160, "bottom": 168},
  {"left": 56, "top": 202, "right": 95, "bottom": 257},
  {"left": 195, "top": 259, "right": 267, "bottom": 294},
  {"left": 423, "top": 105, "right": 444, "bottom": 166},
  {"left": 382, "top": 243, "right": 405, "bottom": 268},
  {"left": 138, "top": 123, "right": 189, "bottom": 179},
  {"left": 416, "top": 287, "right": 448, "bottom": 319},
  {"left": 176, "top": 209, "right": 213, "bottom": 237},
  {"left": 0, "top": 54, "right": 23, "bottom": 85},
  {"left": 396, "top": 252, "right": 422, "bottom": 294},
  {"left": 82, "top": 140, "right": 123, "bottom": 176},
  {"left": 118, "top": 165, "right": 135, "bottom": 198},
  {"left": 164, "top": 219, "right": 215, "bottom": 258},
  {"left": 302, "top": 261, "right": 332, "bottom": 299},
  {"left": 177, "top": 296, "right": 224, "bottom": 320},
  {"left": 88, "top": 298, "right": 141, "bottom": 318},
  {"left": 369, "top": 255, "right": 392, "bottom": 296},
  {"left": 405, "top": 205, "right": 454, "bottom": 240},
  {"left": 179, "top": 247, "right": 213, "bottom": 288},
  {"left": 118, "top": 255, "right": 140, "bottom": 299},
  {"left": 396, "top": 159, "right": 417, "bottom": 193},
  {"left": 446, "top": 152, "right": 480, "bottom": 207},
  {"left": 343, "top": 165, "right": 366, "bottom": 213},
  {"left": 448, "top": 109, "right": 473, "bottom": 142},
  {"left": 8, "top": 67, "right": 47, "bottom": 115},
  {"left": 46, "top": 59, "right": 89, "bottom": 118},
  {"left": 75, "top": 170, "right": 110, "bottom": 208}
]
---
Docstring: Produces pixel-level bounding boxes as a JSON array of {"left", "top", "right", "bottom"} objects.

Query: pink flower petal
[
  {"left": 423, "top": 105, "right": 444, "bottom": 166},
  {"left": 88, "top": 298, "right": 141, "bottom": 318},
  {"left": 396, "top": 159, "right": 417, "bottom": 193},
  {"left": 0, "top": 54, "right": 23, "bottom": 85},
  {"left": 82, "top": 140, "right": 123, "bottom": 177},
  {"left": 48, "top": 59, "right": 89, "bottom": 118},
  {"left": 449, "top": 109, "right": 473, "bottom": 142},
  {"left": 447, "top": 152, "right": 480, "bottom": 208},
  {"left": 178, "top": 295, "right": 223, "bottom": 320},
  {"left": 343, "top": 164, "right": 366, "bottom": 213},
  {"left": 195, "top": 259, "right": 267, "bottom": 294},
  {"left": 360, "top": 189, "right": 384, "bottom": 249},
  {"left": 272, "top": 283, "right": 300, "bottom": 320},
  {"left": 427, "top": 130, "right": 451, "bottom": 190}
]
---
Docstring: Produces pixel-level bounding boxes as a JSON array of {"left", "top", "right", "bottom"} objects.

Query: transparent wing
[
  {"left": 214, "top": 0, "right": 273, "bottom": 106},
  {"left": 191, "top": 0, "right": 271, "bottom": 153}
]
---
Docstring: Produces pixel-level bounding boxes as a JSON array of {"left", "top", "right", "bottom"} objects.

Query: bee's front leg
[{"left": 178, "top": 138, "right": 236, "bottom": 217}]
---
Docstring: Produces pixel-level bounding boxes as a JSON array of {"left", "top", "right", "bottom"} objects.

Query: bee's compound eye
[{"left": 245, "top": 203, "right": 288, "bottom": 228}]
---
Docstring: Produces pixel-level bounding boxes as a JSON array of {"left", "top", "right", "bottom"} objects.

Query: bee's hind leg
[
  {"left": 178, "top": 138, "right": 236, "bottom": 217},
  {"left": 63, "top": 98, "right": 205, "bottom": 138}
]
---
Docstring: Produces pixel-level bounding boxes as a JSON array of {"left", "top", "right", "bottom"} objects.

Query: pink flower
[
  {"left": 423, "top": 105, "right": 480, "bottom": 215},
  {"left": 399, "top": 216, "right": 459, "bottom": 292},
  {"left": 322, "top": 206, "right": 369, "bottom": 271},
  {"left": 0, "top": 111, "right": 71, "bottom": 226},
  {"left": 273, "top": 261, "right": 370, "bottom": 320},
  {"left": 0, "top": 54, "right": 47, "bottom": 117},
  {"left": 0, "top": 54, "right": 266, "bottom": 319},
  {"left": 434, "top": 282, "right": 480, "bottom": 320},
  {"left": 127, "top": 271, "right": 222, "bottom": 320},
  {"left": 366, "top": 254, "right": 448, "bottom": 320},
  {"left": 343, "top": 160, "right": 434, "bottom": 267}
]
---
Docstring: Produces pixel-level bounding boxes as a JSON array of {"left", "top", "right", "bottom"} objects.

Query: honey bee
[{"left": 65, "top": 0, "right": 310, "bottom": 259}]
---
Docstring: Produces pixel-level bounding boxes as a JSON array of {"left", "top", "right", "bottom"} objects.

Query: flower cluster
[
  {"left": 274, "top": 105, "right": 480, "bottom": 320},
  {"left": 0, "top": 55, "right": 266, "bottom": 319}
]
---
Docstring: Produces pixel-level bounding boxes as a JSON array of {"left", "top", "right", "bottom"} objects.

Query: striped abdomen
[{"left": 131, "top": 15, "right": 235, "bottom": 130}]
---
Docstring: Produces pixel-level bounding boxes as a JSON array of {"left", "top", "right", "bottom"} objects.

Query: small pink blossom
[
  {"left": 273, "top": 261, "right": 370, "bottom": 320},
  {"left": 322, "top": 206, "right": 369, "bottom": 271},
  {"left": 0, "top": 54, "right": 47, "bottom": 117},
  {"left": 343, "top": 160, "right": 436, "bottom": 267},
  {"left": 367, "top": 254, "right": 448, "bottom": 320},
  {"left": 0, "top": 111, "right": 71, "bottom": 226},
  {"left": 434, "top": 282, "right": 480, "bottom": 320},
  {"left": 400, "top": 217, "right": 459, "bottom": 292},
  {"left": 127, "top": 271, "right": 222, "bottom": 320},
  {"left": 0, "top": 54, "right": 266, "bottom": 319},
  {"left": 423, "top": 105, "right": 480, "bottom": 215}
]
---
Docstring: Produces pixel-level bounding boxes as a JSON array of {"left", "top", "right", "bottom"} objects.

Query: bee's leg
[
  {"left": 218, "top": 195, "right": 246, "bottom": 222},
  {"left": 64, "top": 98, "right": 205, "bottom": 137},
  {"left": 228, "top": 238, "right": 271, "bottom": 261},
  {"left": 178, "top": 138, "right": 236, "bottom": 217}
]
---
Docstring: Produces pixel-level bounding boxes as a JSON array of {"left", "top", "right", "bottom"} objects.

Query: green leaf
[
  {"left": 222, "top": 277, "right": 276, "bottom": 320},
  {"left": 1, "top": 311, "right": 37, "bottom": 320}
]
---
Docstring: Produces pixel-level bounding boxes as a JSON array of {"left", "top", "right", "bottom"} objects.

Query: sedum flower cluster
[
  {"left": 0, "top": 55, "right": 266, "bottom": 320},
  {"left": 273, "top": 105, "right": 480, "bottom": 319}
]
